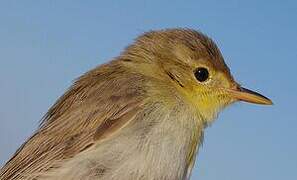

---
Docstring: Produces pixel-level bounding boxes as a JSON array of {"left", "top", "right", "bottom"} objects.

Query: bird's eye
[{"left": 194, "top": 67, "right": 209, "bottom": 82}]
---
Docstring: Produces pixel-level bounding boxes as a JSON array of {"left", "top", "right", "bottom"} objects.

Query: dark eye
[{"left": 194, "top": 67, "right": 209, "bottom": 82}]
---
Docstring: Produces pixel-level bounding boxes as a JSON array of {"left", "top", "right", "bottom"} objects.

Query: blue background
[{"left": 0, "top": 1, "right": 296, "bottom": 179}]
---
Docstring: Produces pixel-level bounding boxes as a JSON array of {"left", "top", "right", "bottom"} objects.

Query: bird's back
[{"left": 0, "top": 60, "right": 148, "bottom": 179}]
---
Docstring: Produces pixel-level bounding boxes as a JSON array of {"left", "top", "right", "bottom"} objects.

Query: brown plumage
[
  {"left": 1, "top": 61, "right": 148, "bottom": 179},
  {"left": 0, "top": 29, "right": 272, "bottom": 180}
]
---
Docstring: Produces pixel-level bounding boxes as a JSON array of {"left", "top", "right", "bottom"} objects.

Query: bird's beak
[{"left": 226, "top": 86, "right": 273, "bottom": 105}]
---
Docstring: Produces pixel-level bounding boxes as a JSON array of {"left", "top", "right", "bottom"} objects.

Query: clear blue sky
[{"left": 0, "top": 1, "right": 296, "bottom": 179}]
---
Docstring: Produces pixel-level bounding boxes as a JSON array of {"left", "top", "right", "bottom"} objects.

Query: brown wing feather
[{"left": 0, "top": 60, "right": 146, "bottom": 179}]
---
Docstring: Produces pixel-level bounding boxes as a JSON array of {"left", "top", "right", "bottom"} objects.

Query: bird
[{"left": 0, "top": 28, "right": 272, "bottom": 180}]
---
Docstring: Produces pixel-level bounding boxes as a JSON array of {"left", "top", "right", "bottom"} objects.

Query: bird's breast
[{"left": 39, "top": 103, "right": 203, "bottom": 180}]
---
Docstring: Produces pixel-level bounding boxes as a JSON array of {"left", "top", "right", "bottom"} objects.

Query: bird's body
[{"left": 0, "top": 29, "right": 272, "bottom": 180}]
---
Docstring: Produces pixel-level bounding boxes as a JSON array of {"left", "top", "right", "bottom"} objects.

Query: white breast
[{"left": 38, "top": 104, "right": 204, "bottom": 180}]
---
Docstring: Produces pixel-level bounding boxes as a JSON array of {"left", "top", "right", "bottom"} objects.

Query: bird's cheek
[{"left": 193, "top": 95, "right": 218, "bottom": 113}]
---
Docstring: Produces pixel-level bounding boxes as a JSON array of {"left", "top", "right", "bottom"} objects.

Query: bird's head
[{"left": 121, "top": 29, "right": 272, "bottom": 124}]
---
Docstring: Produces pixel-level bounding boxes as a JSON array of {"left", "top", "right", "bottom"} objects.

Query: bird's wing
[{"left": 0, "top": 62, "right": 146, "bottom": 179}]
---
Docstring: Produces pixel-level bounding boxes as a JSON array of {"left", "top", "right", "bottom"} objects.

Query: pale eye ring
[{"left": 194, "top": 67, "right": 209, "bottom": 82}]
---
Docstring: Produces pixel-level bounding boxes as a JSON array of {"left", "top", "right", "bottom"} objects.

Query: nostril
[{"left": 230, "top": 82, "right": 241, "bottom": 91}]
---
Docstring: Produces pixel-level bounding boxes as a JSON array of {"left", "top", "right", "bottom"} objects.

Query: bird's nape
[{"left": 0, "top": 28, "right": 272, "bottom": 180}]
